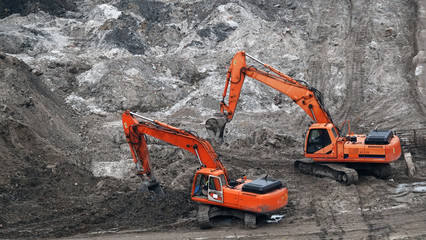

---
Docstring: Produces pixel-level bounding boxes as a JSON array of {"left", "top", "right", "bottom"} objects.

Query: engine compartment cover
[
  {"left": 242, "top": 178, "right": 283, "bottom": 194},
  {"left": 365, "top": 130, "right": 393, "bottom": 145}
]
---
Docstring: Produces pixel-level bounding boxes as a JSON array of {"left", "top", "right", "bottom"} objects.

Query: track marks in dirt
[
  {"left": 308, "top": 200, "right": 331, "bottom": 239},
  {"left": 298, "top": 182, "right": 389, "bottom": 240},
  {"left": 355, "top": 184, "right": 392, "bottom": 239},
  {"left": 307, "top": 186, "right": 349, "bottom": 240},
  {"left": 327, "top": 202, "right": 346, "bottom": 239},
  {"left": 342, "top": 1, "right": 372, "bottom": 121}
]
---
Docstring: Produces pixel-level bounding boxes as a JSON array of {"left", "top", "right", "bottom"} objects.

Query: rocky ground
[{"left": 0, "top": 0, "right": 425, "bottom": 239}]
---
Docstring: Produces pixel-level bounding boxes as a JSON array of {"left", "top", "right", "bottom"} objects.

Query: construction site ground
[
  {"left": 69, "top": 149, "right": 426, "bottom": 240},
  {"left": 4, "top": 146, "right": 424, "bottom": 239}
]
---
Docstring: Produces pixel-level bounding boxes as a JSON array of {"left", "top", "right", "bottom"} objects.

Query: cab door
[{"left": 207, "top": 175, "right": 223, "bottom": 203}]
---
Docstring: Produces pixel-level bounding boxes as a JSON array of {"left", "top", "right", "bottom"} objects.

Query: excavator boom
[{"left": 123, "top": 110, "right": 228, "bottom": 180}]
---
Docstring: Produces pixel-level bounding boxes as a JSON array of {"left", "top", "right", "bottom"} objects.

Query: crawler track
[
  {"left": 197, "top": 204, "right": 257, "bottom": 228},
  {"left": 197, "top": 204, "right": 213, "bottom": 229},
  {"left": 294, "top": 159, "right": 358, "bottom": 185},
  {"left": 347, "top": 163, "right": 392, "bottom": 179}
]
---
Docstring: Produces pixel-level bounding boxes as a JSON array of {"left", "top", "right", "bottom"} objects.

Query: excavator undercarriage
[
  {"left": 197, "top": 204, "right": 257, "bottom": 229},
  {"left": 294, "top": 159, "right": 392, "bottom": 185}
]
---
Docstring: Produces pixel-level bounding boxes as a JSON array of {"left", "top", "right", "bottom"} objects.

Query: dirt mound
[
  {"left": 1, "top": 162, "right": 195, "bottom": 238},
  {"left": 0, "top": 53, "right": 195, "bottom": 238},
  {"left": 1, "top": 168, "right": 195, "bottom": 239},
  {"left": 0, "top": 51, "right": 80, "bottom": 182}
]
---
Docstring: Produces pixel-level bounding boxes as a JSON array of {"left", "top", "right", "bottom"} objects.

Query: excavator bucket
[
  {"left": 205, "top": 117, "right": 227, "bottom": 142},
  {"left": 149, "top": 183, "right": 165, "bottom": 194},
  {"left": 139, "top": 179, "right": 164, "bottom": 194}
]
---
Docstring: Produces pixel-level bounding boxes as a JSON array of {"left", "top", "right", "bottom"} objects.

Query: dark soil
[{"left": 0, "top": 0, "right": 77, "bottom": 19}]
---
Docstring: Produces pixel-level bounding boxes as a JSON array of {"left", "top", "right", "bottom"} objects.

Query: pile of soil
[
  {"left": 1, "top": 167, "right": 195, "bottom": 238},
  {"left": 0, "top": 53, "right": 196, "bottom": 238}
]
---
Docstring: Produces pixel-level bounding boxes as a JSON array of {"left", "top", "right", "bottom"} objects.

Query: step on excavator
[
  {"left": 122, "top": 110, "right": 288, "bottom": 228},
  {"left": 206, "top": 51, "right": 402, "bottom": 185}
]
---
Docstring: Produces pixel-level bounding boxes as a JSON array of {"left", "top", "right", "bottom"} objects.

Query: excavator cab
[
  {"left": 191, "top": 169, "right": 226, "bottom": 204},
  {"left": 304, "top": 123, "right": 338, "bottom": 158}
]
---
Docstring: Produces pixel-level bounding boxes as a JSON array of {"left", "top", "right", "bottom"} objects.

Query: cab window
[
  {"left": 307, "top": 129, "right": 332, "bottom": 153},
  {"left": 208, "top": 177, "right": 217, "bottom": 190},
  {"left": 209, "top": 177, "right": 223, "bottom": 190}
]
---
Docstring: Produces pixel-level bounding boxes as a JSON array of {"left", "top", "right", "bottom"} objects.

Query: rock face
[{"left": 0, "top": 0, "right": 425, "bottom": 238}]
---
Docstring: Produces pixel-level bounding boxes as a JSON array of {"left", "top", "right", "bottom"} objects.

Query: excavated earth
[{"left": 0, "top": 0, "right": 425, "bottom": 239}]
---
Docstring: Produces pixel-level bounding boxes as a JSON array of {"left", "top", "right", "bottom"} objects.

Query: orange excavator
[
  {"left": 122, "top": 110, "right": 288, "bottom": 228},
  {"left": 206, "top": 51, "right": 402, "bottom": 185}
]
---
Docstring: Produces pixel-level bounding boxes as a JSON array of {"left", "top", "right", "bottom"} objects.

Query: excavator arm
[
  {"left": 206, "top": 51, "right": 334, "bottom": 140},
  {"left": 123, "top": 110, "right": 229, "bottom": 192}
]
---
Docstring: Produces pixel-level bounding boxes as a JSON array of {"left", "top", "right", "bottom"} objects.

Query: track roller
[{"left": 346, "top": 163, "right": 393, "bottom": 179}]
